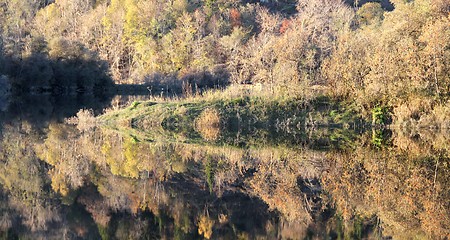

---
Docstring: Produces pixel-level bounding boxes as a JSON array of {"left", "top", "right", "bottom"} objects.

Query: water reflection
[{"left": 0, "top": 97, "right": 449, "bottom": 239}]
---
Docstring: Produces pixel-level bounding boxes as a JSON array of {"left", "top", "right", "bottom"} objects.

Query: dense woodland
[{"left": 0, "top": 0, "right": 449, "bottom": 121}]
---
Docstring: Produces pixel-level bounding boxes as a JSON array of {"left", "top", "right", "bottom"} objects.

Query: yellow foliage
[
  {"left": 198, "top": 215, "right": 214, "bottom": 239},
  {"left": 49, "top": 169, "right": 69, "bottom": 196}
]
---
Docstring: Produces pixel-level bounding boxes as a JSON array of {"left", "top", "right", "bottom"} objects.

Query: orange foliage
[
  {"left": 279, "top": 19, "right": 290, "bottom": 34},
  {"left": 230, "top": 8, "right": 241, "bottom": 28}
]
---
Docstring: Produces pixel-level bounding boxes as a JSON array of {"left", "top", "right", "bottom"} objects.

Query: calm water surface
[{"left": 0, "top": 95, "right": 449, "bottom": 239}]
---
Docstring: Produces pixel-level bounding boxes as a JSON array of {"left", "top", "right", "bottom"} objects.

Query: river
[{"left": 0, "top": 94, "right": 449, "bottom": 239}]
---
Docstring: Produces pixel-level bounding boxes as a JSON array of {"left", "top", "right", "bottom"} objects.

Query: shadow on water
[{"left": 3, "top": 95, "right": 111, "bottom": 119}]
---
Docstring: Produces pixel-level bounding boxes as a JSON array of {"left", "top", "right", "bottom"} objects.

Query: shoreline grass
[{"left": 96, "top": 86, "right": 366, "bottom": 148}]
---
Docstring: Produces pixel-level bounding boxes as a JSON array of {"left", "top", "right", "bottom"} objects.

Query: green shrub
[{"left": 371, "top": 106, "right": 390, "bottom": 125}]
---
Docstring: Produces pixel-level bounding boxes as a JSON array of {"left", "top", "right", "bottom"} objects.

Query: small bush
[
  {"left": 195, "top": 108, "right": 221, "bottom": 141},
  {"left": 65, "top": 109, "right": 96, "bottom": 132}
]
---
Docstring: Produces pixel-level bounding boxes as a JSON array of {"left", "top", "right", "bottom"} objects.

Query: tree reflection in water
[{"left": 0, "top": 100, "right": 449, "bottom": 239}]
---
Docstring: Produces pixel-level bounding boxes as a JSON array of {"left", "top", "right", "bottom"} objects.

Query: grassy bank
[
  {"left": 95, "top": 82, "right": 450, "bottom": 151},
  {"left": 97, "top": 87, "right": 366, "bottom": 146}
]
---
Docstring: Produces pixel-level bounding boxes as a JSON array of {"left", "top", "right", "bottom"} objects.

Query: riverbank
[
  {"left": 96, "top": 86, "right": 366, "bottom": 146},
  {"left": 95, "top": 83, "right": 450, "bottom": 147}
]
